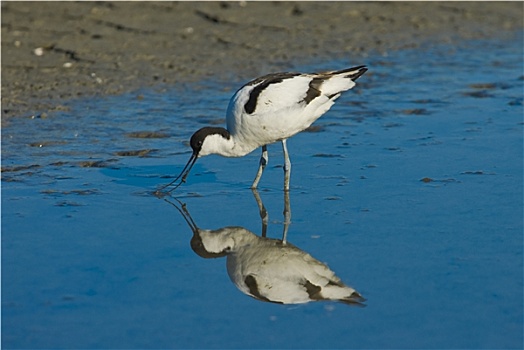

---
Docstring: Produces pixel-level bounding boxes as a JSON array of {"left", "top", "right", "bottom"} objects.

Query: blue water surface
[{"left": 2, "top": 34, "right": 523, "bottom": 349}]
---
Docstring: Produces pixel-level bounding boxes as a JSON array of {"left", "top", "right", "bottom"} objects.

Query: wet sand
[{"left": 1, "top": 1, "right": 522, "bottom": 119}]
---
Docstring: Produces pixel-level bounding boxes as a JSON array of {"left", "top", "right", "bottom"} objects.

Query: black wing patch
[
  {"left": 244, "top": 72, "right": 300, "bottom": 114},
  {"left": 303, "top": 77, "right": 323, "bottom": 104},
  {"left": 303, "top": 280, "right": 322, "bottom": 300},
  {"left": 244, "top": 275, "right": 277, "bottom": 303}
]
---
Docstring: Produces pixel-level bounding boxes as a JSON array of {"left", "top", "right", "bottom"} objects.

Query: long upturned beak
[{"left": 157, "top": 152, "right": 198, "bottom": 193}]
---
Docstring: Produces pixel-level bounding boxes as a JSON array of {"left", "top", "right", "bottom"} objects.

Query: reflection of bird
[
  {"left": 174, "top": 201, "right": 365, "bottom": 306},
  {"left": 192, "top": 227, "right": 365, "bottom": 305},
  {"left": 159, "top": 66, "right": 367, "bottom": 192}
]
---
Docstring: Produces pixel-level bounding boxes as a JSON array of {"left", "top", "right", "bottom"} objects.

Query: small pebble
[{"left": 34, "top": 47, "right": 45, "bottom": 56}]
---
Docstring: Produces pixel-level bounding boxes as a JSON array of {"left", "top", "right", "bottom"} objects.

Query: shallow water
[{"left": 2, "top": 35, "right": 523, "bottom": 349}]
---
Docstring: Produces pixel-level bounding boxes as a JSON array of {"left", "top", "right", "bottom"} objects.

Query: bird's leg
[
  {"left": 282, "top": 188, "right": 291, "bottom": 244},
  {"left": 251, "top": 145, "right": 268, "bottom": 189},
  {"left": 251, "top": 188, "right": 268, "bottom": 237},
  {"left": 281, "top": 139, "right": 291, "bottom": 191}
]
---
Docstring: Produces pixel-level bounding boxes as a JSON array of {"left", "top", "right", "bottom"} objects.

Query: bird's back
[
  {"left": 227, "top": 238, "right": 364, "bottom": 305},
  {"left": 226, "top": 66, "right": 367, "bottom": 148}
]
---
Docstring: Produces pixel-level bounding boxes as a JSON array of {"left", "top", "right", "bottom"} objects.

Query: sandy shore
[{"left": 1, "top": 1, "right": 522, "bottom": 120}]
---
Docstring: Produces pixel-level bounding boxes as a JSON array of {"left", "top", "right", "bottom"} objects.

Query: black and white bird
[{"left": 159, "top": 65, "right": 367, "bottom": 192}]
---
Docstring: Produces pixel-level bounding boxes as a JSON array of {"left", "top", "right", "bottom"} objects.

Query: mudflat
[{"left": 1, "top": 1, "right": 522, "bottom": 119}]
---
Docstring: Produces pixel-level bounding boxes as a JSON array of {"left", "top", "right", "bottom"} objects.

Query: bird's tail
[
  {"left": 339, "top": 290, "right": 367, "bottom": 306},
  {"left": 332, "top": 65, "right": 368, "bottom": 81},
  {"left": 321, "top": 281, "right": 367, "bottom": 306},
  {"left": 315, "top": 65, "right": 367, "bottom": 98}
]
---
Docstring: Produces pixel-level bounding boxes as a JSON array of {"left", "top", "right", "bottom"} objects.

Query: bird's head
[
  {"left": 190, "top": 227, "right": 237, "bottom": 259},
  {"left": 156, "top": 127, "right": 231, "bottom": 193},
  {"left": 190, "top": 127, "right": 231, "bottom": 157}
]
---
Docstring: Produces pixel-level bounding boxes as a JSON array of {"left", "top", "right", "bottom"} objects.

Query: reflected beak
[{"left": 157, "top": 152, "right": 198, "bottom": 193}]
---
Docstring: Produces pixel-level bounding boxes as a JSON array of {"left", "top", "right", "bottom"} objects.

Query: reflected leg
[
  {"left": 251, "top": 188, "right": 268, "bottom": 237},
  {"left": 282, "top": 189, "right": 291, "bottom": 244},
  {"left": 282, "top": 139, "right": 291, "bottom": 191},
  {"left": 251, "top": 145, "right": 268, "bottom": 189}
]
